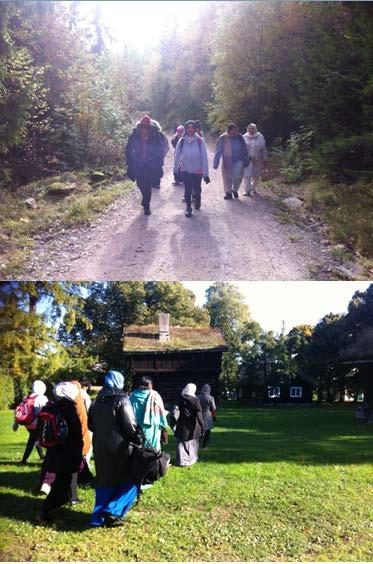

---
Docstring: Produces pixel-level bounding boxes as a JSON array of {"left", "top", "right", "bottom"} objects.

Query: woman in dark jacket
[
  {"left": 174, "top": 383, "right": 204, "bottom": 467},
  {"left": 125, "top": 115, "right": 164, "bottom": 216},
  {"left": 36, "top": 382, "right": 83, "bottom": 524},
  {"left": 88, "top": 371, "right": 142, "bottom": 527}
]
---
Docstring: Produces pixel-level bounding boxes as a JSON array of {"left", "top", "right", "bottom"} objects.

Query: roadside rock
[
  {"left": 23, "top": 197, "right": 37, "bottom": 209},
  {"left": 283, "top": 197, "right": 303, "bottom": 210}
]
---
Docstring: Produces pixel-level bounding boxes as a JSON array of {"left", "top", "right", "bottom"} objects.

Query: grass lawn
[{"left": 0, "top": 404, "right": 372, "bottom": 561}]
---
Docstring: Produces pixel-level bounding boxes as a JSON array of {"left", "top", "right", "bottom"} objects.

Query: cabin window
[
  {"left": 290, "top": 386, "right": 302, "bottom": 398},
  {"left": 268, "top": 386, "right": 280, "bottom": 398}
]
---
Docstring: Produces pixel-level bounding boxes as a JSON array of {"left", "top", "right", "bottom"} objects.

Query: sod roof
[{"left": 123, "top": 325, "right": 227, "bottom": 353}]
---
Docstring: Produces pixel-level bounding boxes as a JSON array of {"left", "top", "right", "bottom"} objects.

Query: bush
[
  {"left": 0, "top": 373, "right": 15, "bottom": 410},
  {"left": 280, "top": 127, "right": 315, "bottom": 182},
  {"left": 311, "top": 133, "right": 373, "bottom": 182}
]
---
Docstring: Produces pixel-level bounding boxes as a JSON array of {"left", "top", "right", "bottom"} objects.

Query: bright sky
[
  {"left": 80, "top": 1, "right": 206, "bottom": 52},
  {"left": 182, "top": 281, "right": 371, "bottom": 333}
]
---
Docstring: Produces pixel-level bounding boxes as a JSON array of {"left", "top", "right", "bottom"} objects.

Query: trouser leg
[
  {"left": 71, "top": 472, "right": 79, "bottom": 501},
  {"left": 21, "top": 428, "right": 38, "bottom": 463},
  {"left": 193, "top": 174, "right": 202, "bottom": 209},
  {"left": 202, "top": 430, "right": 211, "bottom": 448},
  {"left": 232, "top": 161, "right": 244, "bottom": 193},
  {"left": 222, "top": 168, "right": 233, "bottom": 194},
  {"left": 137, "top": 167, "right": 152, "bottom": 211},
  {"left": 184, "top": 172, "right": 193, "bottom": 213}
]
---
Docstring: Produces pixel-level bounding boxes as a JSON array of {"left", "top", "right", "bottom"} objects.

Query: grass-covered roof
[{"left": 123, "top": 324, "right": 227, "bottom": 353}]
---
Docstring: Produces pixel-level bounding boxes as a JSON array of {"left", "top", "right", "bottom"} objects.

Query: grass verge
[
  {"left": 0, "top": 173, "right": 133, "bottom": 277},
  {"left": 0, "top": 404, "right": 372, "bottom": 561}
]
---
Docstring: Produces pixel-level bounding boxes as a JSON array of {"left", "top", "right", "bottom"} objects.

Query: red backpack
[
  {"left": 15, "top": 394, "right": 37, "bottom": 426},
  {"left": 37, "top": 402, "right": 68, "bottom": 448}
]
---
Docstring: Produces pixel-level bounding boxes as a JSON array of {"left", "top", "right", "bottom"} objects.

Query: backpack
[
  {"left": 37, "top": 402, "right": 68, "bottom": 448},
  {"left": 128, "top": 444, "right": 170, "bottom": 495},
  {"left": 15, "top": 394, "right": 37, "bottom": 426}
]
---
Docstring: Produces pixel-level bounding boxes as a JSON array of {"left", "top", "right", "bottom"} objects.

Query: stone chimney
[{"left": 158, "top": 313, "right": 170, "bottom": 342}]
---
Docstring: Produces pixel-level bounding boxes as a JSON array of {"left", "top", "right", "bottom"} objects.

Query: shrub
[
  {"left": 0, "top": 373, "right": 15, "bottom": 410},
  {"left": 280, "top": 127, "right": 314, "bottom": 182}
]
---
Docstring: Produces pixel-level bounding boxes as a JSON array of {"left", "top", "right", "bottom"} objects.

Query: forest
[
  {"left": 1, "top": 1, "right": 373, "bottom": 266},
  {"left": 0, "top": 281, "right": 372, "bottom": 408}
]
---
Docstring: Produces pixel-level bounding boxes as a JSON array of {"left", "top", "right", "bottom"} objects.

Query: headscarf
[
  {"left": 176, "top": 125, "right": 185, "bottom": 135},
  {"left": 53, "top": 381, "right": 79, "bottom": 402},
  {"left": 104, "top": 370, "right": 124, "bottom": 389},
  {"left": 182, "top": 383, "right": 197, "bottom": 397},
  {"left": 200, "top": 384, "right": 211, "bottom": 394},
  {"left": 32, "top": 380, "right": 46, "bottom": 396},
  {"left": 247, "top": 123, "right": 259, "bottom": 138}
]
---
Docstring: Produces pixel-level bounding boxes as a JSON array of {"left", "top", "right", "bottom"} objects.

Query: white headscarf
[
  {"left": 182, "top": 383, "right": 197, "bottom": 397},
  {"left": 247, "top": 123, "right": 259, "bottom": 138},
  {"left": 53, "top": 381, "right": 79, "bottom": 402},
  {"left": 32, "top": 380, "right": 46, "bottom": 396}
]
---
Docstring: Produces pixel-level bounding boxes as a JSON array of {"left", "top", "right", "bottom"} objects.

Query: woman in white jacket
[{"left": 243, "top": 123, "right": 268, "bottom": 196}]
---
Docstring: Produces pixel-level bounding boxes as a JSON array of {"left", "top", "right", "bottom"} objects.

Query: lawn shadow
[{"left": 0, "top": 490, "right": 91, "bottom": 531}]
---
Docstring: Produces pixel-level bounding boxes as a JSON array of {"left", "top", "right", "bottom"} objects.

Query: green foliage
[
  {"left": 279, "top": 128, "right": 314, "bottom": 183},
  {"left": 0, "top": 372, "right": 14, "bottom": 409}
]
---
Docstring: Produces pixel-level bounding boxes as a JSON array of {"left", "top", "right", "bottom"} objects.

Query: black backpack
[{"left": 128, "top": 444, "right": 170, "bottom": 495}]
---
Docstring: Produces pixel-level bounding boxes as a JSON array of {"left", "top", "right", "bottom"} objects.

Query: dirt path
[{"left": 26, "top": 146, "right": 338, "bottom": 280}]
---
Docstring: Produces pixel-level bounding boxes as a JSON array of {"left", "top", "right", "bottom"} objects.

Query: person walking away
[
  {"left": 80, "top": 377, "right": 93, "bottom": 465},
  {"left": 125, "top": 115, "right": 164, "bottom": 216},
  {"left": 88, "top": 371, "right": 143, "bottom": 527},
  {"left": 130, "top": 376, "right": 168, "bottom": 451},
  {"left": 151, "top": 119, "right": 170, "bottom": 189},
  {"left": 198, "top": 384, "right": 217, "bottom": 449},
  {"left": 36, "top": 382, "right": 83, "bottom": 524},
  {"left": 14, "top": 380, "right": 48, "bottom": 465},
  {"left": 174, "top": 383, "right": 204, "bottom": 467},
  {"left": 213, "top": 123, "right": 249, "bottom": 200},
  {"left": 171, "top": 125, "right": 185, "bottom": 186},
  {"left": 173, "top": 120, "right": 210, "bottom": 218},
  {"left": 69, "top": 380, "right": 92, "bottom": 503},
  {"left": 243, "top": 123, "right": 268, "bottom": 196}
]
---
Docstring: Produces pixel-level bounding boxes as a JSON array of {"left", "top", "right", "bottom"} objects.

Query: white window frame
[
  {"left": 268, "top": 386, "right": 280, "bottom": 398},
  {"left": 290, "top": 386, "right": 302, "bottom": 398}
]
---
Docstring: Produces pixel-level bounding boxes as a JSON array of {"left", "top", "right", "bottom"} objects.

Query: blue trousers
[{"left": 90, "top": 483, "right": 138, "bottom": 527}]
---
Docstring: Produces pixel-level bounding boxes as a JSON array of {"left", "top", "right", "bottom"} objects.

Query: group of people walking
[
  {"left": 14, "top": 373, "right": 217, "bottom": 527},
  {"left": 125, "top": 115, "right": 267, "bottom": 218}
]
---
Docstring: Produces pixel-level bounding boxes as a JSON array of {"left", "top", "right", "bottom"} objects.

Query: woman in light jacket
[
  {"left": 243, "top": 123, "right": 268, "bottom": 196},
  {"left": 173, "top": 120, "right": 210, "bottom": 217}
]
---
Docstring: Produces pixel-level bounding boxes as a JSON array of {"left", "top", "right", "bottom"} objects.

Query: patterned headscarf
[
  {"left": 104, "top": 371, "right": 125, "bottom": 389},
  {"left": 53, "top": 381, "right": 79, "bottom": 402}
]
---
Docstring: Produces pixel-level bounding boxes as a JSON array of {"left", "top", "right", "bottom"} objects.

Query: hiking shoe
[
  {"left": 224, "top": 193, "right": 233, "bottom": 200},
  {"left": 36, "top": 512, "right": 51, "bottom": 525},
  {"left": 244, "top": 192, "right": 251, "bottom": 197},
  {"left": 144, "top": 207, "right": 151, "bottom": 216},
  {"left": 185, "top": 209, "right": 192, "bottom": 218},
  {"left": 233, "top": 191, "right": 239, "bottom": 199}
]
